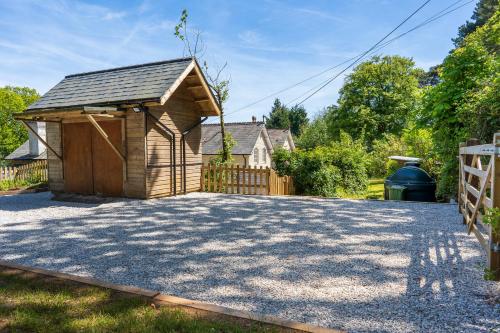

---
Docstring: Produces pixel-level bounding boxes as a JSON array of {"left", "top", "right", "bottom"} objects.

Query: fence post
[
  {"left": 268, "top": 168, "right": 272, "bottom": 195},
  {"left": 236, "top": 165, "right": 240, "bottom": 194},
  {"left": 466, "top": 139, "right": 481, "bottom": 205},
  {"left": 458, "top": 142, "right": 466, "bottom": 215},
  {"left": 230, "top": 164, "right": 234, "bottom": 194},
  {"left": 242, "top": 166, "right": 246, "bottom": 195},
  {"left": 259, "top": 166, "right": 263, "bottom": 195},
  {"left": 252, "top": 166, "right": 256, "bottom": 195},
  {"left": 207, "top": 164, "right": 211, "bottom": 192},
  {"left": 218, "top": 164, "right": 223, "bottom": 193},
  {"left": 269, "top": 170, "right": 276, "bottom": 195},
  {"left": 200, "top": 165, "right": 204, "bottom": 191},
  {"left": 490, "top": 133, "right": 500, "bottom": 279}
]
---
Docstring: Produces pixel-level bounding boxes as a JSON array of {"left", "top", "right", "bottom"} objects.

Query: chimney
[
  {"left": 252, "top": 115, "right": 256, "bottom": 123},
  {"left": 27, "top": 121, "right": 46, "bottom": 156}
]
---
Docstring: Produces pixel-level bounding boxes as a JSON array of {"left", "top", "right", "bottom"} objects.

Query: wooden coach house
[{"left": 15, "top": 58, "right": 220, "bottom": 198}]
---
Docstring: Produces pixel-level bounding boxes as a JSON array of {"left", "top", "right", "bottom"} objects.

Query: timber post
[{"left": 490, "top": 133, "right": 500, "bottom": 278}]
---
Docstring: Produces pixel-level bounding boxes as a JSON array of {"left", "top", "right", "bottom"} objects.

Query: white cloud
[
  {"left": 294, "top": 7, "right": 345, "bottom": 22},
  {"left": 103, "top": 11, "right": 126, "bottom": 21},
  {"left": 238, "top": 30, "right": 263, "bottom": 46}
]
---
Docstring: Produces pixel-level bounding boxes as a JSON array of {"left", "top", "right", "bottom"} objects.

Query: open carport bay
[{"left": 0, "top": 192, "right": 498, "bottom": 333}]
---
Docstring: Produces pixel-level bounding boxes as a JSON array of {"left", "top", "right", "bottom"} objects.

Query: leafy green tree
[
  {"left": 453, "top": 0, "right": 498, "bottom": 46},
  {"left": 367, "top": 134, "right": 405, "bottom": 178},
  {"left": 332, "top": 55, "right": 423, "bottom": 147},
  {"left": 266, "top": 98, "right": 290, "bottom": 129},
  {"left": 422, "top": 11, "right": 499, "bottom": 198},
  {"left": 366, "top": 128, "right": 438, "bottom": 178},
  {"left": 288, "top": 104, "right": 308, "bottom": 136},
  {"left": 419, "top": 65, "right": 441, "bottom": 87},
  {"left": 296, "top": 112, "right": 330, "bottom": 150},
  {"left": 0, "top": 86, "right": 40, "bottom": 159},
  {"left": 402, "top": 128, "right": 439, "bottom": 178},
  {"left": 174, "top": 9, "right": 233, "bottom": 163}
]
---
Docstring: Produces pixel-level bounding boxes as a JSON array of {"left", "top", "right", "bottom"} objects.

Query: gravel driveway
[{"left": 0, "top": 192, "right": 498, "bottom": 332}]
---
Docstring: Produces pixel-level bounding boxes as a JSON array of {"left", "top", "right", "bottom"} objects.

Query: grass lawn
[
  {"left": 365, "top": 178, "right": 385, "bottom": 200},
  {"left": 0, "top": 269, "right": 275, "bottom": 333},
  {"left": 337, "top": 178, "right": 385, "bottom": 200},
  {"left": 0, "top": 179, "right": 47, "bottom": 192}
]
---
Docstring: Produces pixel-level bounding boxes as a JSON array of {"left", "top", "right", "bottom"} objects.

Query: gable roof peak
[{"left": 65, "top": 57, "right": 193, "bottom": 78}]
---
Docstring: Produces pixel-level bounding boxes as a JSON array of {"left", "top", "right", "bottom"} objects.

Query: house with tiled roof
[
  {"left": 267, "top": 128, "right": 295, "bottom": 151},
  {"left": 202, "top": 119, "right": 274, "bottom": 167},
  {"left": 5, "top": 122, "right": 47, "bottom": 165}
]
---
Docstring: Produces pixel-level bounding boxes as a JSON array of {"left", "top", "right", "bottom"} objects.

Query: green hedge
[{"left": 273, "top": 133, "right": 368, "bottom": 197}]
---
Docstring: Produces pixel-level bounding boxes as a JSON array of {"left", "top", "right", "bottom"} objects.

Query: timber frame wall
[
  {"left": 45, "top": 92, "right": 206, "bottom": 199},
  {"left": 145, "top": 91, "right": 203, "bottom": 198},
  {"left": 24, "top": 59, "right": 219, "bottom": 199}
]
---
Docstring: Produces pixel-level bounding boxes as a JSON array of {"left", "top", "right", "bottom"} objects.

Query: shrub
[
  {"left": 367, "top": 128, "right": 439, "bottom": 179},
  {"left": 367, "top": 134, "right": 405, "bottom": 178},
  {"left": 385, "top": 160, "right": 401, "bottom": 177},
  {"left": 329, "top": 133, "right": 369, "bottom": 193},
  {"left": 273, "top": 132, "right": 368, "bottom": 197},
  {"left": 402, "top": 128, "right": 439, "bottom": 178},
  {"left": 272, "top": 147, "right": 294, "bottom": 176}
]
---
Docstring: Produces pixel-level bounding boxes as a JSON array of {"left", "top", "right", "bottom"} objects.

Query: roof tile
[{"left": 27, "top": 58, "right": 193, "bottom": 110}]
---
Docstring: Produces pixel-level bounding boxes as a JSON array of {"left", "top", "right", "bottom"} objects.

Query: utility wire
[
  {"left": 284, "top": 0, "right": 474, "bottom": 106},
  {"left": 293, "top": 0, "right": 432, "bottom": 106},
  {"left": 221, "top": 0, "right": 471, "bottom": 120}
]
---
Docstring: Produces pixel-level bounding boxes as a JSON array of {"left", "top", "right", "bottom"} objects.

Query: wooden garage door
[
  {"left": 63, "top": 123, "right": 94, "bottom": 194},
  {"left": 91, "top": 121, "right": 123, "bottom": 196},
  {"left": 63, "top": 121, "right": 123, "bottom": 196}
]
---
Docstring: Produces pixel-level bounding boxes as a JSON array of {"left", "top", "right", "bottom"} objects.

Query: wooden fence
[
  {"left": 458, "top": 133, "right": 499, "bottom": 279},
  {"left": 200, "top": 164, "right": 294, "bottom": 196},
  {"left": 0, "top": 160, "right": 48, "bottom": 183}
]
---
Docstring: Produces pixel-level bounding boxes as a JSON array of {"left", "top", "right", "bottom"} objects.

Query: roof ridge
[
  {"left": 65, "top": 57, "right": 193, "bottom": 78},
  {"left": 203, "top": 121, "right": 264, "bottom": 126}
]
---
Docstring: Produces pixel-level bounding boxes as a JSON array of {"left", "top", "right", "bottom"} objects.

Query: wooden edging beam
[
  {"left": 0, "top": 261, "right": 344, "bottom": 333},
  {"left": 20, "top": 120, "right": 62, "bottom": 161}
]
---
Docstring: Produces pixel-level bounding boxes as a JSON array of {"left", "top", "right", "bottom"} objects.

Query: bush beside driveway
[{"left": 0, "top": 192, "right": 498, "bottom": 333}]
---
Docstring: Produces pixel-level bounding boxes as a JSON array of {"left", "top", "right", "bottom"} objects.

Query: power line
[
  {"left": 284, "top": 0, "right": 474, "bottom": 106},
  {"left": 293, "top": 0, "right": 432, "bottom": 106},
  {"left": 222, "top": 0, "right": 470, "bottom": 119}
]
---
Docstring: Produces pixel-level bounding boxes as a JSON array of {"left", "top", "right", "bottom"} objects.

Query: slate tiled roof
[
  {"left": 267, "top": 129, "right": 290, "bottom": 148},
  {"left": 4, "top": 140, "right": 47, "bottom": 160},
  {"left": 27, "top": 58, "right": 193, "bottom": 111},
  {"left": 202, "top": 122, "right": 265, "bottom": 155}
]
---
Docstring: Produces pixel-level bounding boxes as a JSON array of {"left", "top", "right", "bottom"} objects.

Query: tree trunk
[{"left": 219, "top": 108, "right": 230, "bottom": 162}]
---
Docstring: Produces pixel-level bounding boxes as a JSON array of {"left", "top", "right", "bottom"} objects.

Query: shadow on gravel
[{"left": 0, "top": 192, "right": 497, "bottom": 333}]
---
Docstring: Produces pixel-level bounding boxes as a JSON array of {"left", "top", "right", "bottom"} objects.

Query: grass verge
[
  {"left": 0, "top": 180, "right": 47, "bottom": 192},
  {"left": 337, "top": 179, "right": 385, "bottom": 200},
  {"left": 0, "top": 268, "right": 275, "bottom": 333}
]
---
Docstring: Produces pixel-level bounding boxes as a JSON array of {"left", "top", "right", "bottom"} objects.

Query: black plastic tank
[{"left": 384, "top": 162, "right": 436, "bottom": 202}]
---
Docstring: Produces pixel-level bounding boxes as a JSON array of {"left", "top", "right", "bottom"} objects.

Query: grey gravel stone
[{"left": 0, "top": 192, "right": 498, "bottom": 333}]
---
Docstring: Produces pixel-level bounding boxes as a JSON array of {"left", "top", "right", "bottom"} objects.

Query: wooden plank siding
[
  {"left": 46, "top": 122, "right": 64, "bottom": 192},
  {"left": 123, "top": 109, "right": 146, "bottom": 198},
  {"left": 145, "top": 86, "right": 203, "bottom": 198},
  {"left": 43, "top": 101, "right": 202, "bottom": 199}
]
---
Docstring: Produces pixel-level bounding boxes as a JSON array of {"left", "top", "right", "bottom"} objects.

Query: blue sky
[{"left": 0, "top": 0, "right": 475, "bottom": 123}]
